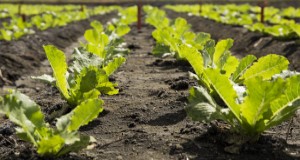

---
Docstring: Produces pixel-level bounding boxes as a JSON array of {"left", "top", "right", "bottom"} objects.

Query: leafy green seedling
[
  {"left": 33, "top": 45, "right": 121, "bottom": 106},
  {"left": 182, "top": 41, "right": 300, "bottom": 138},
  {"left": 0, "top": 90, "right": 103, "bottom": 157}
]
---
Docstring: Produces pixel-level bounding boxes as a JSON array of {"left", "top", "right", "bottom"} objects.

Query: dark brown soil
[{"left": 0, "top": 8, "right": 300, "bottom": 160}]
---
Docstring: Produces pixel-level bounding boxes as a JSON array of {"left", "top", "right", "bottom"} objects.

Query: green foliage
[
  {"left": 183, "top": 38, "right": 300, "bottom": 137},
  {"left": 85, "top": 28, "right": 109, "bottom": 58},
  {"left": 0, "top": 6, "right": 118, "bottom": 41},
  {"left": 44, "top": 45, "right": 70, "bottom": 100},
  {"left": 84, "top": 20, "right": 130, "bottom": 61},
  {"left": 241, "top": 54, "right": 289, "bottom": 82},
  {"left": 0, "top": 90, "right": 103, "bottom": 157},
  {"left": 144, "top": 6, "right": 170, "bottom": 29},
  {"left": 231, "top": 55, "right": 257, "bottom": 82},
  {"left": 165, "top": 4, "right": 300, "bottom": 39},
  {"left": 33, "top": 45, "right": 120, "bottom": 106}
]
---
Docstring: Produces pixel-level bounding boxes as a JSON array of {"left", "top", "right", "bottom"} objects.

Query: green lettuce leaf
[
  {"left": 204, "top": 68, "right": 241, "bottom": 123},
  {"left": 231, "top": 55, "right": 257, "bottom": 82},
  {"left": 0, "top": 90, "right": 47, "bottom": 146},
  {"left": 240, "top": 77, "right": 286, "bottom": 133},
  {"left": 179, "top": 44, "right": 203, "bottom": 76},
  {"left": 1, "top": 90, "right": 103, "bottom": 157},
  {"left": 116, "top": 24, "right": 131, "bottom": 37},
  {"left": 44, "top": 45, "right": 70, "bottom": 100},
  {"left": 90, "top": 20, "right": 103, "bottom": 33},
  {"left": 267, "top": 75, "right": 300, "bottom": 128},
  {"left": 242, "top": 54, "right": 289, "bottom": 82},
  {"left": 213, "top": 39, "right": 234, "bottom": 69},
  {"left": 67, "top": 99, "right": 104, "bottom": 132},
  {"left": 103, "top": 57, "right": 126, "bottom": 76}
]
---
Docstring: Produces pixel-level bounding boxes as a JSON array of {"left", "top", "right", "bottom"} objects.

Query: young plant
[
  {"left": 33, "top": 45, "right": 122, "bottom": 106},
  {"left": 84, "top": 20, "right": 130, "bottom": 62},
  {"left": 144, "top": 7, "right": 211, "bottom": 60},
  {"left": 0, "top": 90, "right": 103, "bottom": 157},
  {"left": 182, "top": 41, "right": 300, "bottom": 139}
]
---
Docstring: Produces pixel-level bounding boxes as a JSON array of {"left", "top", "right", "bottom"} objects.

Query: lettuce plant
[
  {"left": 182, "top": 40, "right": 300, "bottom": 138},
  {"left": 0, "top": 90, "right": 103, "bottom": 157},
  {"left": 33, "top": 45, "right": 123, "bottom": 106},
  {"left": 165, "top": 4, "right": 300, "bottom": 39},
  {"left": 84, "top": 20, "right": 130, "bottom": 62},
  {"left": 144, "top": 7, "right": 211, "bottom": 60}
]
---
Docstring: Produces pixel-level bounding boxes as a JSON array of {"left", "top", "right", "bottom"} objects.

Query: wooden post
[
  {"left": 137, "top": 1, "right": 142, "bottom": 32},
  {"left": 81, "top": 5, "right": 84, "bottom": 12},
  {"left": 260, "top": 0, "right": 268, "bottom": 23},
  {"left": 18, "top": 3, "right": 26, "bottom": 22},
  {"left": 18, "top": 4, "right": 22, "bottom": 16},
  {"left": 199, "top": 0, "right": 202, "bottom": 13}
]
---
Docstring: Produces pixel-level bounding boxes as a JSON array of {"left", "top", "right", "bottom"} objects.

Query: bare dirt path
[{"left": 82, "top": 25, "right": 199, "bottom": 160}]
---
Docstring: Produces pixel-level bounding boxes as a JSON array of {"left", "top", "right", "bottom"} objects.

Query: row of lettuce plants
[
  {"left": 0, "top": 7, "right": 136, "bottom": 157},
  {"left": 0, "top": 4, "right": 81, "bottom": 18},
  {"left": 144, "top": 6, "right": 300, "bottom": 147},
  {"left": 0, "top": 5, "right": 119, "bottom": 41},
  {"left": 165, "top": 4, "right": 300, "bottom": 39}
]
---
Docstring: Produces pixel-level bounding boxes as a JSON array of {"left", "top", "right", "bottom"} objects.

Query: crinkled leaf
[
  {"left": 213, "top": 39, "right": 234, "bottom": 69},
  {"left": 222, "top": 55, "right": 239, "bottom": 77},
  {"left": 201, "top": 40, "right": 215, "bottom": 67},
  {"left": 116, "top": 24, "right": 130, "bottom": 37},
  {"left": 0, "top": 90, "right": 47, "bottom": 146},
  {"left": 85, "top": 30, "right": 109, "bottom": 58},
  {"left": 103, "top": 57, "right": 126, "bottom": 76},
  {"left": 84, "top": 29, "right": 100, "bottom": 44},
  {"left": 183, "top": 31, "right": 196, "bottom": 42},
  {"left": 173, "top": 17, "right": 190, "bottom": 35},
  {"left": 186, "top": 86, "right": 222, "bottom": 122},
  {"left": 69, "top": 67, "right": 104, "bottom": 105},
  {"left": 242, "top": 54, "right": 289, "bottom": 82},
  {"left": 67, "top": 99, "right": 104, "bottom": 132},
  {"left": 194, "top": 32, "right": 211, "bottom": 46},
  {"left": 90, "top": 20, "right": 103, "bottom": 33},
  {"left": 37, "top": 135, "right": 65, "bottom": 156},
  {"left": 231, "top": 55, "right": 257, "bottom": 82},
  {"left": 264, "top": 25, "right": 293, "bottom": 37},
  {"left": 267, "top": 75, "right": 300, "bottom": 128},
  {"left": 97, "top": 82, "right": 119, "bottom": 95},
  {"left": 241, "top": 77, "right": 285, "bottom": 131},
  {"left": 82, "top": 89, "right": 101, "bottom": 100},
  {"left": 57, "top": 135, "right": 91, "bottom": 157},
  {"left": 69, "top": 48, "right": 104, "bottom": 74}
]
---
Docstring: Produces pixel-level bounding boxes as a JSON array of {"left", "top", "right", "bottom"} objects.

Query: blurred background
[{"left": 0, "top": 0, "right": 299, "bottom": 7}]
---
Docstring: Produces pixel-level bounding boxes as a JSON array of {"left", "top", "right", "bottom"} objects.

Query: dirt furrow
[{"left": 81, "top": 25, "right": 199, "bottom": 160}]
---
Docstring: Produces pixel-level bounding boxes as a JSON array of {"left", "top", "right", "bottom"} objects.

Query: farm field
[{"left": 1, "top": 1, "right": 300, "bottom": 160}]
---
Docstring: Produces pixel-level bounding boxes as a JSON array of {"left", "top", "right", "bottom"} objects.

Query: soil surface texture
[{"left": 0, "top": 8, "right": 300, "bottom": 160}]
